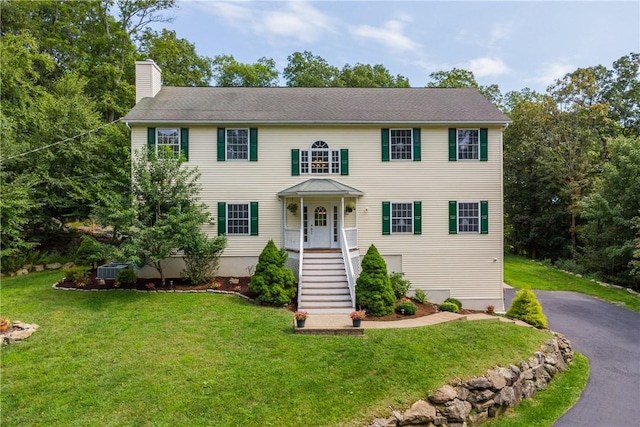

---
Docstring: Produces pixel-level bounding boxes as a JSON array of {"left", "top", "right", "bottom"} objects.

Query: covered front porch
[{"left": 278, "top": 179, "right": 363, "bottom": 313}]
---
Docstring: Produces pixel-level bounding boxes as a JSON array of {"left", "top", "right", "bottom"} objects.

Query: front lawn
[
  {"left": 504, "top": 255, "right": 640, "bottom": 312},
  {"left": 3, "top": 271, "right": 556, "bottom": 426}
]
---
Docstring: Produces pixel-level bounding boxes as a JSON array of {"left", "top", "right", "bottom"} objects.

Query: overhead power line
[{"left": 0, "top": 119, "right": 122, "bottom": 163}]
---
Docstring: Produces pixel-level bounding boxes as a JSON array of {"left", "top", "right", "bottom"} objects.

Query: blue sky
[{"left": 155, "top": 1, "right": 639, "bottom": 93}]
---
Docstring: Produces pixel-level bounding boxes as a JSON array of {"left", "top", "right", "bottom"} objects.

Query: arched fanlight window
[
  {"left": 300, "top": 141, "right": 339, "bottom": 174},
  {"left": 311, "top": 141, "right": 329, "bottom": 149}
]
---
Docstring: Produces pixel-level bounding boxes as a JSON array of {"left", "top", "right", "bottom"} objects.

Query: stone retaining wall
[{"left": 370, "top": 333, "right": 574, "bottom": 427}]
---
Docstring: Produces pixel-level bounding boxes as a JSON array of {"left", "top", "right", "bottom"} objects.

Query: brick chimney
[{"left": 135, "top": 59, "right": 162, "bottom": 103}]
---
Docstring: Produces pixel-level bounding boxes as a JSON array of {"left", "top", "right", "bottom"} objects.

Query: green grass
[
  {"left": 1, "top": 271, "right": 555, "bottom": 427},
  {"left": 485, "top": 352, "right": 590, "bottom": 427},
  {"left": 505, "top": 255, "right": 640, "bottom": 312}
]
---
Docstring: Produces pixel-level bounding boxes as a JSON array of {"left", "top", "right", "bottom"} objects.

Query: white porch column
[
  {"left": 299, "top": 197, "right": 304, "bottom": 250},
  {"left": 340, "top": 196, "right": 345, "bottom": 246}
]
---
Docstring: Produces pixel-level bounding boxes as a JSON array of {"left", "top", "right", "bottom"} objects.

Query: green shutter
[
  {"left": 381, "top": 128, "right": 390, "bottom": 161},
  {"left": 413, "top": 201, "right": 422, "bottom": 235},
  {"left": 480, "top": 128, "right": 488, "bottom": 161},
  {"left": 249, "top": 128, "right": 258, "bottom": 161},
  {"left": 217, "top": 128, "right": 226, "bottom": 161},
  {"left": 382, "top": 201, "right": 390, "bottom": 235},
  {"left": 180, "top": 128, "right": 189, "bottom": 161},
  {"left": 413, "top": 128, "right": 421, "bottom": 161},
  {"left": 147, "top": 127, "right": 156, "bottom": 159},
  {"left": 448, "top": 128, "right": 457, "bottom": 161},
  {"left": 291, "top": 149, "right": 300, "bottom": 176},
  {"left": 480, "top": 201, "right": 489, "bottom": 234},
  {"left": 340, "top": 148, "right": 349, "bottom": 175},
  {"left": 250, "top": 202, "right": 259, "bottom": 236},
  {"left": 217, "top": 202, "right": 226, "bottom": 236},
  {"left": 449, "top": 201, "right": 458, "bottom": 234}
]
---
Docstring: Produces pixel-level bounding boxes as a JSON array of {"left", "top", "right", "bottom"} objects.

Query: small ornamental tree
[
  {"left": 355, "top": 244, "right": 395, "bottom": 316},
  {"left": 249, "top": 240, "right": 296, "bottom": 306},
  {"left": 506, "top": 289, "right": 548, "bottom": 329},
  {"left": 75, "top": 235, "right": 112, "bottom": 269}
]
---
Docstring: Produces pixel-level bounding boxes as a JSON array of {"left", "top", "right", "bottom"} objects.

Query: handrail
[
  {"left": 341, "top": 227, "right": 356, "bottom": 308},
  {"left": 297, "top": 226, "right": 304, "bottom": 308}
]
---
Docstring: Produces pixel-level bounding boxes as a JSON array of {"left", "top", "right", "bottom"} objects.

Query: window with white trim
[
  {"left": 457, "top": 129, "right": 479, "bottom": 160},
  {"left": 226, "top": 128, "right": 249, "bottom": 160},
  {"left": 300, "top": 141, "right": 340, "bottom": 174},
  {"left": 391, "top": 202, "right": 413, "bottom": 234},
  {"left": 156, "top": 128, "right": 180, "bottom": 157},
  {"left": 458, "top": 202, "right": 479, "bottom": 233},
  {"left": 390, "top": 129, "right": 413, "bottom": 160},
  {"left": 227, "top": 203, "right": 249, "bottom": 235}
]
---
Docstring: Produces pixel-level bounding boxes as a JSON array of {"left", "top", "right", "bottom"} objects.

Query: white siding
[{"left": 132, "top": 124, "right": 505, "bottom": 309}]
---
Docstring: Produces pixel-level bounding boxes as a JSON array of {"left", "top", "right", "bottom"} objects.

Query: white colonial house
[{"left": 123, "top": 60, "right": 511, "bottom": 313}]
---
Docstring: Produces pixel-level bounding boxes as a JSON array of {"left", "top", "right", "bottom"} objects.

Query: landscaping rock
[
  {"left": 17, "top": 269, "right": 29, "bottom": 276},
  {"left": 371, "top": 416, "right": 398, "bottom": 427},
  {"left": 469, "top": 411, "right": 489, "bottom": 425},
  {"left": 486, "top": 368, "right": 506, "bottom": 390},
  {"left": 46, "top": 262, "right": 62, "bottom": 270},
  {"left": 1, "top": 321, "right": 39, "bottom": 345},
  {"left": 34, "top": 265, "right": 45, "bottom": 272},
  {"left": 445, "top": 399, "right": 471, "bottom": 422},
  {"left": 466, "top": 377, "right": 492, "bottom": 389},
  {"left": 398, "top": 400, "right": 436, "bottom": 425},
  {"left": 429, "top": 385, "right": 457, "bottom": 403},
  {"left": 63, "top": 262, "right": 74, "bottom": 269},
  {"left": 522, "top": 380, "right": 536, "bottom": 398}
]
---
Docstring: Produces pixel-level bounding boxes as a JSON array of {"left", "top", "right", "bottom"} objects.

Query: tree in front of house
[
  {"left": 249, "top": 240, "right": 296, "bottom": 306},
  {"left": 120, "top": 147, "right": 221, "bottom": 286},
  {"left": 355, "top": 244, "right": 396, "bottom": 316}
]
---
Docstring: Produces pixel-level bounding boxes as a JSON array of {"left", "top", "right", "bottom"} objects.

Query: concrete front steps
[{"left": 297, "top": 249, "right": 354, "bottom": 314}]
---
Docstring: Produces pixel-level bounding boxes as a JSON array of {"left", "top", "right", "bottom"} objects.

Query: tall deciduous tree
[
  {"left": 426, "top": 68, "right": 504, "bottom": 109},
  {"left": 338, "top": 63, "right": 410, "bottom": 88},
  {"left": 283, "top": 50, "right": 340, "bottom": 87},
  {"left": 212, "top": 55, "right": 279, "bottom": 87},
  {"left": 138, "top": 28, "right": 213, "bottom": 86}
]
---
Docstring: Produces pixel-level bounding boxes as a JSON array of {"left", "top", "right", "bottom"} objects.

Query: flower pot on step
[
  {"left": 352, "top": 319, "right": 362, "bottom": 327},
  {"left": 296, "top": 319, "right": 306, "bottom": 328}
]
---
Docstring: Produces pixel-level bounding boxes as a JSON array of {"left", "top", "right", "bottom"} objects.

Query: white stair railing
[
  {"left": 297, "top": 229, "right": 304, "bottom": 308},
  {"left": 341, "top": 228, "right": 356, "bottom": 308}
]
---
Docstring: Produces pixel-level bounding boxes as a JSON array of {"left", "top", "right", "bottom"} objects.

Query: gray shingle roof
[
  {"left": 123, "top": 87, "right": 510, "bottom": 124},
  {"left": 277, "top": 178, "right": 365, "bottom": 197}
]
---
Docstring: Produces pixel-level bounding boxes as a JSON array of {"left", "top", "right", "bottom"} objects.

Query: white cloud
[
  {"left": 468, "top": 57, "right": 510, "bottom": 77},
  {"left": 350, "top": 19, "right": 420, "bottom": 52},
  {"left": 529, "top": 62, "right": 575, "bottom": 85},
  {"left": 188, "top": 1, "right": 333, "bottom": 44},
  {"left": 489, "top": 22, "right": 513, "bottom": 45}
]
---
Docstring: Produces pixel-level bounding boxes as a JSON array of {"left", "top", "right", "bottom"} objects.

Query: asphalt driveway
[{"left": 504, "top": 288, "right": 640, "bottom": 427}]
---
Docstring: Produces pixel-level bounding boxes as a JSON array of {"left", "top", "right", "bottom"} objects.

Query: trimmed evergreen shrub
[
  {"left": 64, "top": 265, "right": 90, "bottom": 281},
  {"left": 355, "top": 244, "right": 395, "bottom": 316},
  {"left": 395, "top": 300, "right": 417, "bottom": 315},
  {"left": 439, "top": 301, "right": 459, "bottom": 313},
  {"left": 249, "top": 240, "right": 296, "bottom": 306},
  {"left": 506, "top": 288, "right": 548, "bottom": 329},
  {"left": 389, "top": 272, "right": 411, "bottom": 299},
  {"left": 444, "top": 297, "right": 462, "bottom": 310},
  {"left": 75, "top": 235, "right": 111, "bottom": 269},
  {"left": 414, "top": 289, "right": 428, "bottom": 304}
]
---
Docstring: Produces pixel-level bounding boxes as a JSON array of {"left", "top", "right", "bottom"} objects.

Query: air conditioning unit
[{"left": 97, "top": 262, "right": 133, "bottom": 279}]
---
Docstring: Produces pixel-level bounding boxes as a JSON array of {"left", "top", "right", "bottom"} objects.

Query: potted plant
[
  {"left": 345, "top": 201, "right": 356, "bottom": 214},
  {"left": 287, "top": 202, "right": 298, "bottom": 214},
  {"left": 350, "top": 309, "right": 366, "bottom": 327},
  {"left": 293, "top": 311, "right": 309, "bottom": 328},
  {"left": 0, "top": 317, "right": 10, "bottom": 333}
]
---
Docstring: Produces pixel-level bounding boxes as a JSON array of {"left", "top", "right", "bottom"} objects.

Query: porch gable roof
[{"left": 277, "top": 178, "right": 364, "bottom": 197}]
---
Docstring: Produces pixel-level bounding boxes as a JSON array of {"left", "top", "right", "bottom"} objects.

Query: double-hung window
[
  {"left": 381, "top": 128, "right": 421, "bottom": 161},
  {"left": 449, "top": 201, "right": 488, "bottom": 234},
  {"left": 217, "top": 128, "right": 258, "bottom": 161},
  {"left": 147, "top": 127, "right": 189, "bottom": 160},
  {"left": 217, "top": 202, "right": 259, "bottom": 236},
  {"left": 382, "top": 201, "right": 422, "bottom": 235},
  {"left": 449, "top": 128, "right": 488, "bottom": 161}
]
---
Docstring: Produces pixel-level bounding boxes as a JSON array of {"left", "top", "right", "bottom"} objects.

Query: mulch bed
[{"left": 54, "top": 272, "right": 484, "bottom": 321}]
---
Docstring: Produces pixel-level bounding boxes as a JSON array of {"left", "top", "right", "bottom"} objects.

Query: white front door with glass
[{"left": 304, "top": 203, "right": 339, "bottom": 248}]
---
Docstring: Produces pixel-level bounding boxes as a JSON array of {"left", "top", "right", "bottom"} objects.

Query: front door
[{"left": 308, "top": 203, "right": 332, "bottom": 248}]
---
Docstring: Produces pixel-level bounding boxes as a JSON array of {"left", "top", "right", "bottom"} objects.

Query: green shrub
[
  {"left": 554, "top": 258, "right": 587, "bottom": 275},
  {"left": 181, "top": 234, "right": 227, "bottom": 285},
  {"left": 64, "top": 265, "right": 89, "bottom": 281},
  {"left": 414, "top": 289, "right": 428, "bottom": 304},
  {"left": 506, "top": 288, "right": 548, "bottom": 329},
  {"left": 76, "top": 235, "right": 112, "bottom": 269},
  {"left": 115, "top": 268, "right": 136, "bottom": 286},
  {"left": 249, "top": 240, "right": 296, "bottom": 306},
  {"left": 389, "top": 272, "right": 411, "bottom": 299},
  {"left": 395, "top": 300, "right": 417, "bottom": 315},
  {"left": 355, "top": 244, "right": 395, "bottom": 316},
  {"left": 439, "top": 302, "right": 459, "bottom": 313},
  {"left": 444, "top": 297, "right": 462, "bottom": 310}
]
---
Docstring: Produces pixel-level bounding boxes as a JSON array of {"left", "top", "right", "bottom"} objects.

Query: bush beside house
[
  {"left": 249, "top": 240, "right": 296, "bottom": 306},
  {"left": 355, "top": 244, "right": 396, "bottom": 316},
  {"left": 506, "top": 289, "right": 548, "bottom": 329}
]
